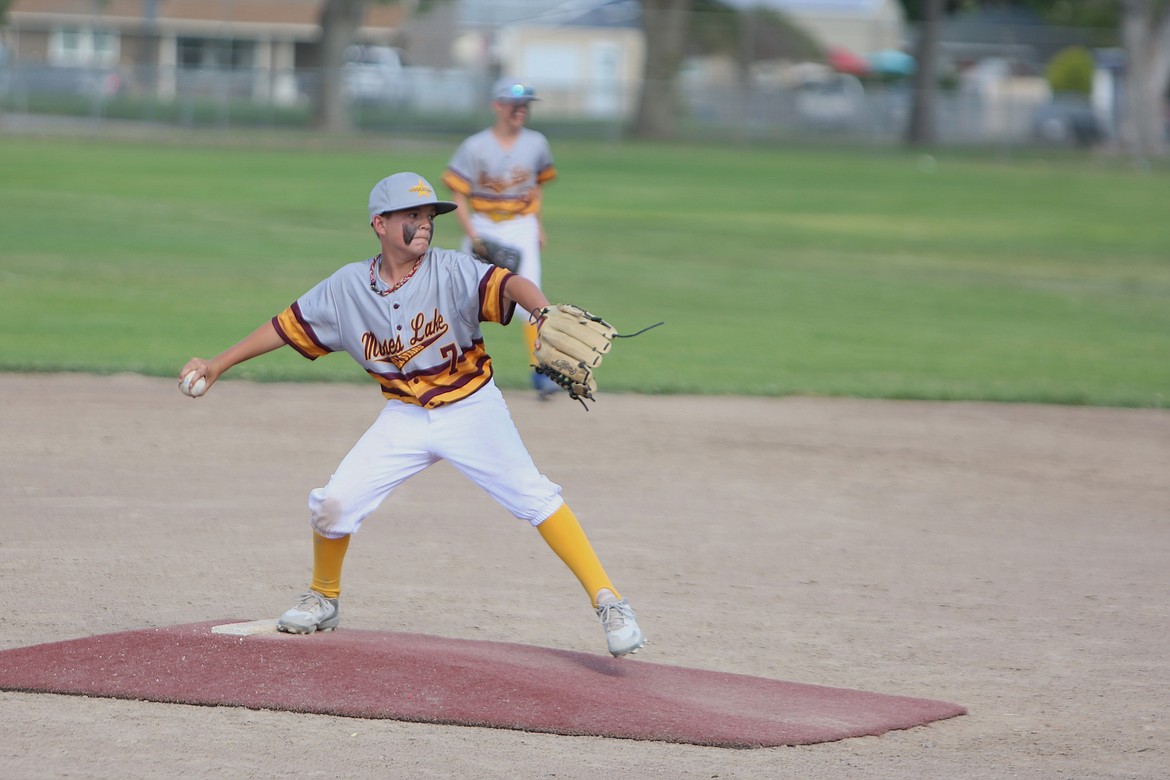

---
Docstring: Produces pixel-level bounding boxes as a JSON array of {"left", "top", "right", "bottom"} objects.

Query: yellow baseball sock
[
  {"left": 523, "top": 321, "right": 539, "bottom": 365},
  {"left": 537, "top": 504, "right": 620, "bottom": 608},
  {"left": 310, "top": 531, "right": 351, "bottom": 599}
]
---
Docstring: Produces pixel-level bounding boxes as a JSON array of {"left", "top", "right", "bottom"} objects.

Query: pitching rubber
[{"left": 210, "top": 619, "right": 280, "bottom": 636}]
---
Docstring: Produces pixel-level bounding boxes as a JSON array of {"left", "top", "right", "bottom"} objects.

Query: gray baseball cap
[
  {"left": 492, "top": 77, "right": 538, "bottom": 103},
  {"left": 368, "top": 172, "right": 457, "bottom": 222}
]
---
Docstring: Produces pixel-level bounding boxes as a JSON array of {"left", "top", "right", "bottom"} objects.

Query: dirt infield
[{"left": 1, "top": 373, "right": 1167, "bottom": 778}]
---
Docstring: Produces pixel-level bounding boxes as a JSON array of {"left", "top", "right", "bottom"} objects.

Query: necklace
[{"left": 369, "top": 254, "right": 422, "bottom": 296}]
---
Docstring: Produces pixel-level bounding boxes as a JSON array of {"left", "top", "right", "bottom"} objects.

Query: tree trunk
[
  {"left": 632, "top": 0, "right": 690, "bottom": 140},
  {"left": 313, "top": 0, "right": 368, "bottom": 133},
  {"left": 905, "top": 0, "right": 942, "bottom": 147},
  {"left": 1120, "top": 0, "right": 1170, "bottom": 158}
]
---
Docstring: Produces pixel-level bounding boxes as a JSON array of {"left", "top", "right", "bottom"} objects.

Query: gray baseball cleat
[
  {"left": 277, "top": 590, "right": 340, "bottom": 633},
  {"left": 596, "top": 598, "right": 646, "bottom": 657}
]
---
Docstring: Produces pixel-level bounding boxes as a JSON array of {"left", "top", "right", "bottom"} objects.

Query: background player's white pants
[
  {"left": 308, "top": 380, "right": 563, "bottom": 537},
  {"left": 464, "top": 213, "right": 541, "bottom": 317}
]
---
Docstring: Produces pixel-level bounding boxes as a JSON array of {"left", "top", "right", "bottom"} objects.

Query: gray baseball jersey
[
  {"left": 441, "top": 128, "right": 556, "bottom": 220},
  {"left": 272, "top": 249, "right": 516, "bottom": 408}
]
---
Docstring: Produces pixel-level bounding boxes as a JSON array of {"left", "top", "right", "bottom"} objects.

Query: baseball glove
[
  {"left": 472, "top": 237, "right": 521, "bottom": 272},
  {"left": 533, "top": 304, "right": 615, "bottom": 405},
  {"left": 533, "top": 304, "right": 663, "bottom": 410}
]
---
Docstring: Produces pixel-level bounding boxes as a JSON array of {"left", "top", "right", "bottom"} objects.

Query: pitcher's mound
[{"left": 0, "top": 621, "right": 965, "bottom": 748}]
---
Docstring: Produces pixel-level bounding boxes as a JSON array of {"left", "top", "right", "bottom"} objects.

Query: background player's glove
[
  {"left": 471, "top": 237, "right": 521, "bottom": 272},
  {"left": 533, "top": 304, "right": 617, "bottom": 405}
]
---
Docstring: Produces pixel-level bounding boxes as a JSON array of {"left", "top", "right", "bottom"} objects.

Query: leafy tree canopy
[
  {"left": 899, "top": 0, "right": 1129, "bottom": 28},
  {"left": 688, "top": 0, "right": 822, "bottom": 62}
]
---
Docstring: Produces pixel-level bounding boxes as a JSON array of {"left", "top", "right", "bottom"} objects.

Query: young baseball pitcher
[
  {"left": 441, "top": 77, "right": 560, "bottom": 399},
  {"left": 177, "top": 172, "right": 645, "bottom": 657}
]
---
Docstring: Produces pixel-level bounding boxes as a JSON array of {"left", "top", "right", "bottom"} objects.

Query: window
[
  {"left": 176, "top": 37, "right": 255, "bottom": 70},
  {"left": 49, "top": 27, "right": 120, "bottom": 67}
]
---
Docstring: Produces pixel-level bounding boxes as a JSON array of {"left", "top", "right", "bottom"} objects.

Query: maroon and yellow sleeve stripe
[
  {"left": 479, "top": 267, "right": 517, "bottom": 325},
  {"left": 440, "top": 169, "right": 471, "bottom": 196},
  {"left": 272, "top": 303, "right": 332, "bottom": 360},
  {"left": 536, "top": 164, "right": 557, "bottom": 185}
]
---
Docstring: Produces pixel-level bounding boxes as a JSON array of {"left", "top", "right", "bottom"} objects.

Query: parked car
[
  {"left": 1032, "top": 97, "right": 1103, "bottom": 147},
  {"left": 793, "top": 73, "right": 865, "bottom": 129},
  {"left": 342, "top": 45, "right": 409, "bottom": 106}
]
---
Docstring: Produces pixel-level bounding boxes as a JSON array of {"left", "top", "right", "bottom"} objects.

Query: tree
[
  {"left": 632, "top": 0, "right": 691, "bottom": 139},
  {"left": 1046, "top": 46, "right": 1096, "bottom": 95},
  {"left": 1119, "top": 0, "right": 1170, "bottom": 157},
  {"left": 631, "top": 1, "right": 821, "bottom": 139},
  {"left": 904, "top": 0, "right": 945, "bottom": 147},
  {"left": 686, "top": 0, "right": 821, "bottom": 80},
  {"left": 1026, "top": 0, "right": 1168, "bottom": 157},
  {"left": 312, "top": 0, "right": 448, "bottom": 132},
  {"left": 313, "top": 0, "right": 369, "bottom": 133},
  {"left": 933, "top": 1, "right": 1168, "bottom": 157},
  {"left": 629, "top": 0, "right": 1169, "bottom": 153}
]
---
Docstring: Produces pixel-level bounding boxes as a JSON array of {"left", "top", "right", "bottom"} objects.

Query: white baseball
[{"left": 181, "top": 370, "right": 208, "bottom": 398}]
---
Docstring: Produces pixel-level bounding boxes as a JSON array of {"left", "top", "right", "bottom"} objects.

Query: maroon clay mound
[{"left": 0, "top": 621, "right": 965, "bottom": 748}]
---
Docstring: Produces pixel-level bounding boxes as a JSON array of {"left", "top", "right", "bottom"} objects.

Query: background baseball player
[
  {"left": 442, "top": 77, "right": 560, "bottom": 399},
  {"left": 177, "top": 172, "right": 645, "bottom": 657}
]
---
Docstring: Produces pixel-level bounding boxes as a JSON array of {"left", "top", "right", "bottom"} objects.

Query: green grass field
[{"left": 1, "top": 133, "right": 1167, "bottom": 407}]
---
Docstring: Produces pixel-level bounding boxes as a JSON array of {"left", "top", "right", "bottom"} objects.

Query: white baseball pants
[{"left": 307, "top": 380, "right": 563, "bottom": 537}]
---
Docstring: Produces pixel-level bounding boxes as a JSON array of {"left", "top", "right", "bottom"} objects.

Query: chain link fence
[
  {"left": 1, "top": 62, "right": 1110, "bottom": 149},
  {"left": 0, "top": 14, "right": 1129, "bottom": 150}
]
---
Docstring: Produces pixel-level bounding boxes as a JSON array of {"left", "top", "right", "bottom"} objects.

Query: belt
[{"left": 480, "top": 210, "right": 521, "bottom": 222}]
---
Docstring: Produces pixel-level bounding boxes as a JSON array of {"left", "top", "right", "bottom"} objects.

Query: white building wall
[{"left": 495, "top": 25, "right": 645, "bottom": 119}]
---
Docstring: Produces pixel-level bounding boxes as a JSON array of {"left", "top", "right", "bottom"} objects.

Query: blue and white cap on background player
[
  {"left": 368, "top": 172, "right": 457, "bottom": 223},
  {"left": 492, "top": 77, "right": 538, "bottom": 103}
]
